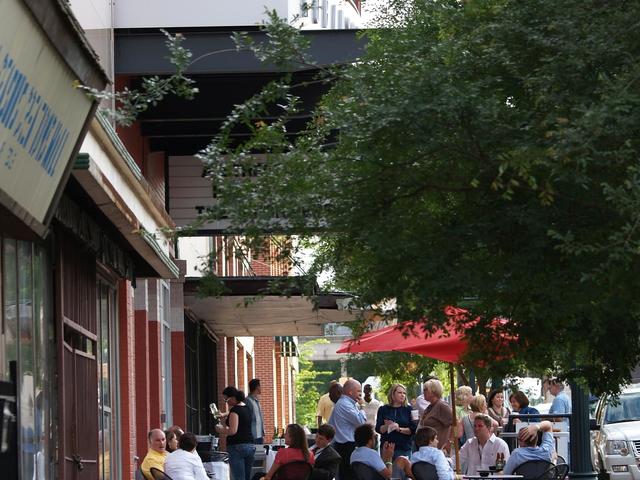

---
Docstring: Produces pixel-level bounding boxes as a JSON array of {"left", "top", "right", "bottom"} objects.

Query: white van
[{"left": 591, "top": 384, "right": 640, "bottom": 480}]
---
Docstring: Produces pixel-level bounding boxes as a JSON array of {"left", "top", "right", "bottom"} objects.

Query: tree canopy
[{"left": 195, "top": 0, "right": 640, "bottom": 395}]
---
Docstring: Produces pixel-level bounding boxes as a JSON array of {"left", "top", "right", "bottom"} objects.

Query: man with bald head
[
  {"left": 328, "top": 379, "right": 366, "bottom": 480},
  {"left": 141, "top": 428, "right": 168, "bottom": 479}
]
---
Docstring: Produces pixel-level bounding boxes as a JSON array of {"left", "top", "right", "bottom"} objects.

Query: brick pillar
[
  {"left": 237, "top": 344, "right": 246, "bottom": 393},
  {"left": 226, "top": 337, "right": 237, "bottom": 391},
  {"left": 216, "top": 338, "right": 229, "bottom": 452},
  {"left": 217, "top": 338, "right": 228, "bottom": 405},
  {"left": 170, "top": 260, "right": 187, "bottom": 429},
  {"left": 147, "top": 279, "right": 163, "bottom": 427},
  {"left": 254, "top": 337, "right": 276, "bottom": 442},
  {"left": 275, "top": 345, "right": 284, "bottom": 435},
  {"left": 291, "top": 367, "right": 297, "bottom": 423},
  {"left": 284, "top": 358, "right": 292, "bottom": 425},
  {"left": 134, "top": 280, "right": 151, "bottom": 459},
  {"left": 118, "top": 279, "right": 136, "bottom": 478}
]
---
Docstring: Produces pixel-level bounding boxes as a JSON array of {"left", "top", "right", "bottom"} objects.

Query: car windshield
[{"left": 604, "top": 392, "right": 640, "bottom": 424}]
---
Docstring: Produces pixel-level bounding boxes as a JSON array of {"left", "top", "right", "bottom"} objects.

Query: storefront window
[
  {"left": 97, "top": 277, "right": 119, "bottom": 480},
  {"left": 1, "top": 237, "right": 51, "bottom": 479},
  {"left": 2, "top": 239, "right": 17, "bottom": 382},
  {"left": 160, "top": 282, "right": 172, "bottom": 427}
]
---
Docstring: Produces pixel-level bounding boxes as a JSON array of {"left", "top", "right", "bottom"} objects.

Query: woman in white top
[{"left": 164, "top": 432, "right": 209, "bottom": 480}]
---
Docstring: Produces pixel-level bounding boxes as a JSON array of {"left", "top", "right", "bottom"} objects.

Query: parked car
[{"left": 591, "top": 383, "right": 640, "bottom": 480}]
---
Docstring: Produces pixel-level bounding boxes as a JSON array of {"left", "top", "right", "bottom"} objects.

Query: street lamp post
[{"left": 569, "top": 381, "right": 597, "bottom": 480}]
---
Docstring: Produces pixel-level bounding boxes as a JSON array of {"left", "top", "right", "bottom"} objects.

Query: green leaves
[{"left": 123, "top": 0, "right": 640, "bottom": 396}]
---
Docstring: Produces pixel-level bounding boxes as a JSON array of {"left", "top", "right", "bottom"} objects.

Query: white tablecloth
[
  {"left": 204, "top": 461, "right": 230, "bottom": 480},
  {"left": 265, "top": 449, "right": 277, "bottom": 472}
]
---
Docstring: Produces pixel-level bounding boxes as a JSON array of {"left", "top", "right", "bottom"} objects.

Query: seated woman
[
  {"left": 509, "top": 391, "right": 540, "bottom": 423},
  {"left": 261, "top": 424, "right": 315, "bottom": 480},
  {"left": 487, "top": 389, "right": 511, "bottom": 428},
  {"left": 165, "top": 430, "right": 179, "bottom": 453},
  {"left": 410, "top": 426, "right": 455, "bottom": 480}
]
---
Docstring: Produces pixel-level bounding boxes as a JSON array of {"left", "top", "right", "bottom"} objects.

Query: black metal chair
[
  {"left": 150, "top": 467, "right": 174, "bottom": 480},
  {"left": 412, "top": 461, "right": 439, "bottom": 480},
  {"left": 553, "top": 463, "right": 569, "bottom": 480},
  {"left": 274, "top": 460, "right": 313, "bottom": 480},
  {"left": 352, "top": 461, "right": 386, "bottom": 480},
  {"left": 514, "top": 460, "right": 556, "bottom": 480}
]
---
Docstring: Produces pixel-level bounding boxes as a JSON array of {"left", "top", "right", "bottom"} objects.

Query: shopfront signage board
[{"left": 0, "top": 0, "right": 97, "bottom": 236}]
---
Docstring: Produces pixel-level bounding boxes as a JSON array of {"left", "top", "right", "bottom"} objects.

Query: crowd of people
[
  {"left": 311, "top": 376, "right": 571, "bottom": 480},
  {"left": 136, "top": 376, "right": 571, "bottom": 480}
]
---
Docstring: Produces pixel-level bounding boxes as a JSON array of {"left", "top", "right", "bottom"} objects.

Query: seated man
[
  {"left": 411, "top": 427, "right": 455, "bottom": 480},
  {"left": 503, "top": 420, "right": 555, "bottom": 475},
  {"left": 141, "top": 429, "right": 168, "bottom": 480},
  {"left": 310, "top": 424, "right": 342, "bottom": 480},
  {"left": 459, "top": 414, "right": 510, "bottom": 475},
  {"left": 164, "top": 432, "right": 209, "bottom": 480},
  {"left": 350, "top": 423, "right": 410, "bottom": 479}
]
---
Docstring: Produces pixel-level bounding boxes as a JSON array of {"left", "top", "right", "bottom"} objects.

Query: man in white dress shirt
[
  {"left": 459, "top": 414, "right": 510, "bottom": 475},
  {"left": 164, "top": 432, "right": 209, "bottom": 480}
]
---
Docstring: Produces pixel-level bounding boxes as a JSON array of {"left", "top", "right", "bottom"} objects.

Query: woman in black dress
[{"left": 216, "top": 386, "right": 255, "bottom": 480}]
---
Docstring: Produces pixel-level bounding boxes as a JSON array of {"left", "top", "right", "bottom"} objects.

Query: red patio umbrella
[
  {"left": 336, "top": 306, "right": 484, "bottom": 362},
  {"left": 336, "top": 320, "right": 467, "bottom": 362}
]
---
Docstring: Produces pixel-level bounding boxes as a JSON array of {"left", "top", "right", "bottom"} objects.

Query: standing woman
[
  {"left": 419, "top": 379, "right": 453, "bottom": 451},
  {"left": 487, "top": 389, "right": 511, "bottom": 428},
  {"left": 376, "top": 383, "right": 417, "bottom": 459},
  {"left": 216, "top": 386, "right": 255, "bottom": 480}
]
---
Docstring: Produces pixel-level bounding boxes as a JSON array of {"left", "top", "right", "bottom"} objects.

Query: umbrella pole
[{"left": 449, "top": 363, "right": 460, "bottom": 473}]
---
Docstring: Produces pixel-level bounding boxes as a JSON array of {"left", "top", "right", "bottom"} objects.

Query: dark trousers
[{"left": 333, "top": 441, "right": 356, "bottom": 480}]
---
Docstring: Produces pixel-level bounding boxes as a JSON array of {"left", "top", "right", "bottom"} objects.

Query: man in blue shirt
[
  {"left": 329, "top": 379, "right": 367, "bottom": 479},
  {"left": 350, "top": 423, "right": 397, "bottom": 479},
  {"left": 411, "top": 426, "right": 455, "bottom": 480},
  {"left": 503, "top": 421, "right": 555, "bottom": 475},
  {"left": 549, "top": 379, "right": 571, "bottom": 424}
]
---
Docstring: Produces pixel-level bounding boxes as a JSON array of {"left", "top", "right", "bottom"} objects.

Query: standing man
[
  {"left": 549, "top": 377, "right": 571, "bottom": 463},
  {"left": 317, "top": 381, "right": 343, "bottom": 427},
  {"left": 362, "top": 384, "right": 382, "bottom": 426},
  {"left": 246, "top": 378, "right": 265, "bottom": 444},
  {"left": 459, "top": 414, "right": 510, "bottom": 475},
  {"left": 141, "top": 428, "right": 168, "bottom": 480},
  {"left": 549, "top": 378, "right": 571, "bottom": 423},
  {"left": 419, "top": 379, "right": 453, "bottom": 451},
  {"left": 328, "top": 379, "right": 367, "bottom": 480}
]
